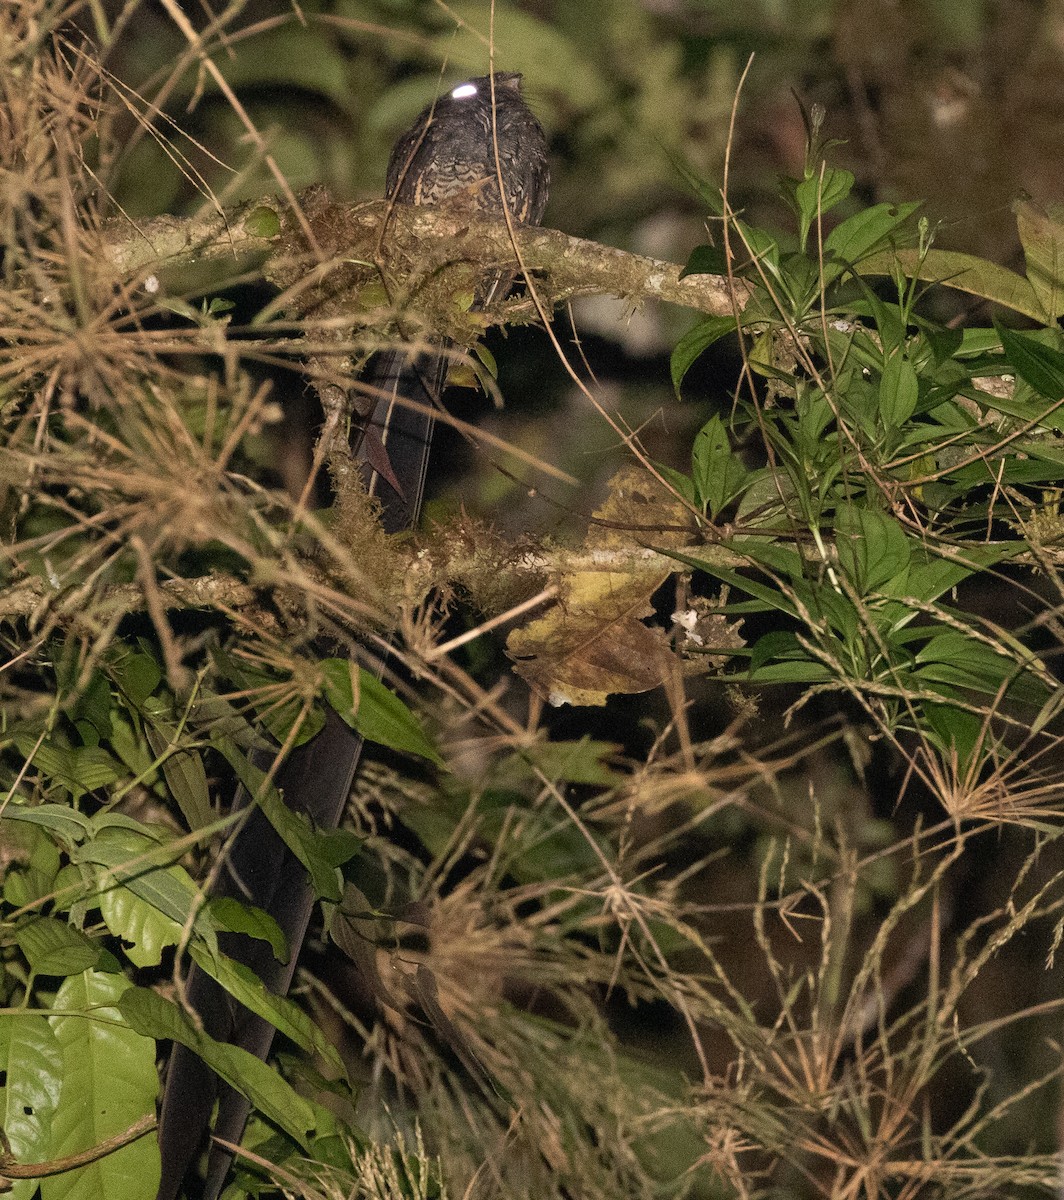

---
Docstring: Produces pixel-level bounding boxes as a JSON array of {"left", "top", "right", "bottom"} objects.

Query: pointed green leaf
[
  {"left": 117, "top": 986, "right": 317, "bottom": 1148},
  {"left": 998, "top": 324, "right": 1064, "bottom": 401},
  {"left": 670, "top": 315, "right": 737, "bottom": 394},
  {"left": 879, "top": 351, "right": 919, "bottom": 428},
  {"left": 321, "top": 660, "right": 443, "bottom": 766},
  {"left": 16, "top": 918, "right": 103, "bottom": 977},
  {"left": 0, "top": 1014, "right": 63, "bottom": 1200},
  {"left": 44, "top": 972, "right": 160, "bottom": 1200},
  {"left": 825, "top": 202, "right": 921, "bottom": 265},
  {"left": 188, "top": 944, "right": 346, "bottom": 1078},
  {"left": 861, "top": 249, "right": 1044, "bottom": 320},
  {"left": 1015, "top": 198, "right": 1064, "bottom": 319},
  {"left": 835, "top": 505, "right": 911, "bottom": 594},
  {"left": 691, "top": 415, "right": 749, "bottom": 518}
]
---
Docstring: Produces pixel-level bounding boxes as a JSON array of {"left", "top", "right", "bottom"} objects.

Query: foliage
[{"left": 5, "top": 4, "right": 1064, "bottom": 1200}]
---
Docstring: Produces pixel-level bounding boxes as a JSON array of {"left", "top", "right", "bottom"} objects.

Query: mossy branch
[{"left": 98, "top": 188, "right": 744, "bottom": 322}]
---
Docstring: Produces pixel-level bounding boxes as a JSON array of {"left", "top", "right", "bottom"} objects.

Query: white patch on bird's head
[{"left": 450, "top": 82, "right": 478, "bottom": 100}]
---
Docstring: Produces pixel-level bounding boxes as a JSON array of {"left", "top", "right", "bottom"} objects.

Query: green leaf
[
  {"left": 0, "top": 1014, "right": 64, "bottom": 1200},
  {"left": 739, "top": 223, "right": 781, "bottom": 277},
  {"left": 510, "top": 738, "right": 624, "bottom": 788},
  {"left": 904, "top": 543, "right": 1022, "bottom": 607},
  {"left": 834, "top": 505, "right": 911, "bottom": 594},
  {"left": 2, "top": 819, "right": 61, "bottom": 909},
  {"left": 670, "top": 315, "right": 737, "bottom": 394},
  {"left": 879, "top": 351, "right": 919, "bottom": 428},
  {"left": 679, "top": 244, "right": 729, "bottom": 279},
  {"left": 811, "top": 165, "right": 855, "bottom": 214},
  {"left": 98, "top": 885, "right": 183, "bottom": 969},
  {"left": 207, "top": 896, "right": 288, "bottom": 962},
  {"left": 212, "top": 651, "right": 325, "bottom": 748},
  {"left": 0, "top": 804, "right": 93, "bottom": 843},
  {"left": 914, "top": 631, "right": 1048, "bottom": 705},
  {"left": 321, "top": 660, "right": 443, "bottom": 766},
  {"left": 861, "top": 248, "right": 1044, "bottom": 320},
  {"left": 997, "top": 324, "right": 1064, "bottom": 401},
  {"left": 662, "top": 549, "right": 798, "bottom": 619},
  {"left": 44, "top": 972, "right": 160, "bottom": 1200},
  {"left": 825, "top": 202, "right": 921, "bottom": 266},
  {"left": 922, "top": 700, "right": 988, "bottom": 771},
  {"left": 472, "top": 340, "right": 498, "bottom": 379},
  {"left": 749, "top": 631, "right": 812, "bottom": 676},
  {"left": 794, "top": 165, "right": 854, "bottom": 248},
  {"left": 117, "top": 986, "right": 317, "bottom": 1149},
  {"left": 653, "top": 462, "right": 696, "bottom": 506},
  {"left": 74, "top": 824, "right": 218, "bottom": 951},
  {"left": 68, "top": 671, "right": 112, "bottom": 745},
  {"left": 13, "top": 738, "right": 124, "bottom": 802},
  {"left": 691, "top": 415, "right": 749, "bottom": 518},
  {"left": 1015, "top": 198, "right": 1064, "bottom": 319},
  {"left": 110, "top": 650, "right": 162, "bottom": 707},
  {"left": 188, "top": 944, "right": 347, "bottom": 1079},
  {"left": 211, "top": 739, "right": 345, "bottom": 902},
  {"left": 16, "top": 918, "right": 104, "bottom": 977},
  {"left": 143, "top": 715, "right": 213, "bottom": 832}
]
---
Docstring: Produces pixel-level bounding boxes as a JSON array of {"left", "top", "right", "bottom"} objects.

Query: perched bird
[
  {"left": 155, "top": 73, "right": 548, "bottom": 1200},
  {"left": 359, "top": 70, "right": 550, "bottom": 530}
]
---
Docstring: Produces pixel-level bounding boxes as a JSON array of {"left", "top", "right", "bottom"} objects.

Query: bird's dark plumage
[
  {"left": 155, "top": 72, "right": 548, "bottom": 1200},
  {"left": 386, "top": 72, "right": 549, "bottom": 223}
]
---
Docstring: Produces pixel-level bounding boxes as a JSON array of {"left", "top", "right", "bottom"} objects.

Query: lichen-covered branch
[{"left": 97, "top": 189, "right": 744, "bottom": 321}]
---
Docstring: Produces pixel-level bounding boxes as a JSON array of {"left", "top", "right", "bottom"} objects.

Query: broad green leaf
[
  {"left": 0, "top": 1014, "right": 63, "bottom": 1200},
  {"left": 1, "top": 803, "right": 93, "bottom": 843},
  {"left": 321, "top": 660, "right": 443, "bottom": 766},
  {"left": 188, "top": 944, "right": 347, "bottom": 1078},
  {"left": 143, "top": 720, "right": 213, "bottom": 833},
  {"left": 98, "top": 885, "right": 183, "bottom": 969},
  {"left": 654, "top": 462, "right": 697, "bottom": 506},
  {"left": 825, "top": 202, "right": 921, "bottom": 266},
  {"left": 12, "top": 738, "right": 124, "bottom": 802},
  {"left": 922, "top": 700, "right": 988, "bottom": 771},
  {"left": 1015, "top": 197, "right": 1064, "bottom": 319},
  {"left": 16, "top": 917, "right": 103, "bottom": 977},
  {"left": 1, "top": 819, "right": 60, "bottom": 909},
  {"left": 117, "top": 986, "right": 317, "bottom": 1148},
  {"left": 43, "top": 972, "right": 160, "bottom": 1200},
  {"left": 861, "top": 249, "right": 1044, "bottom": 320},
  {"left": 679, "top": 244, "right": 729, "bottom": 279},
  {"left": 110, "top": 650, "right": 161, "bottom": 707},
  {"left": 998, "top": 324, "right": 1064, "bottom": 401},
  {"left": 207, "top": 896, "right": 288, "bottom": 962},
  {"left": 795, "top": 166, "right": 855, "bottom": 246},
  {"left": 691, "top": 415, "right": 749, "bottom": 518},
  {"left": 74, "top": 825, "right": 218, "bottom": 951},
  {"left": 670, "top": 315, "right": 737, "bottom": 393},
  {"left": 749, "top": 631, "right": 812, "bottom": 676},
  {"left": 914, "top": 631, "right": 1047, "bottom": 705},
  {"left": 879, "top": 351, "right": 919, "bottom": 428},
  {"left": 738, "top": 222, "right": 781, "bottom": 278},
  {"left": 904, "top": 542, "right": 1022, "bottom": 606},
  {"left": 835, "top": 505, "right": 911, "bottom": 594},
  {"left": 68, "top": 671, "right": 112, "bottom": 745}
]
